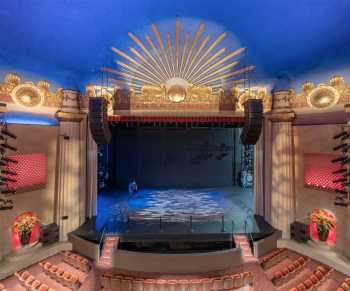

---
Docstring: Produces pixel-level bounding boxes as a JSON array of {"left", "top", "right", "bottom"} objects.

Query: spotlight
[
  {"left": 335, "top": 189, "right": 347, "bottom": 195},
  {"left": 0, "top": 176, "right": 17, "bottom": 183},
  {"left": 0, "top": 144, "right": 17, "bottom": 151},
  {"left": 0, "top": 157, "right": 18, "bottom": 164},
  {"left": 333, "top": 132, "right": 348, "bottom": 139},
  {"left": 332, "top": 168, "right": 347, "bottom": 174},
  {"left": 333, "top": 178, "right": 346, "bottom": 183},
  {"left": 331, "top": 156, "right": 347, "bottom": 163},
  {"left": 1, "top": 189, "right": 16, "bottom": 195},
  {"left": 333, "top": 143, "right": 349, "bottom": 151},
  {"left": 1, "top": 169, "right": 17, "bottom": 176}
]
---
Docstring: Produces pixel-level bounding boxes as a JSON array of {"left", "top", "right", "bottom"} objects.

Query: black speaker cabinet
[
  {"left": 40, "top": 223, "right": 59, "bottom": 246},
  {"left": 290, "top": 221, "right": 310, "bottom": 243},
  {"left": 89, "top": 97, "right": 111, "bottom": 144},
  {"left": 240, "top": 99, "right": 263, "bottom": 145}
]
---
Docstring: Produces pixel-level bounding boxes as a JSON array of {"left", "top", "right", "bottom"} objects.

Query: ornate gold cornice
[
  {"left": 55, "top": 111, "right": 86, "bottom": 122},
  {"left": 0, "top": 73, "right": 62, "bottom": 108}
]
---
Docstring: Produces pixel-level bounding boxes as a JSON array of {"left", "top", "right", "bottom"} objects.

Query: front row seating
[
  {"left": 14, "top": 270, "right": 55, "bottom": 291},
  {"left": 61, "top": 251, "right": 90, "bottom": 273},
  {"left": 39, "top": 261, "right": 81, "bottom": 290},
  {"left": 100, "top": 271, "right": 254, "bottom": 291}
]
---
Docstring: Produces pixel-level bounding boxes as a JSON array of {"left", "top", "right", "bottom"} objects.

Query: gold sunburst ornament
[{"left": 103, "top": 18, "right": 254, "bottom": 103}]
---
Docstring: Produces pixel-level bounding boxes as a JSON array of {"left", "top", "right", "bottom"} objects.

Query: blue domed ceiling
[{"left": 0, "top": 0, "right": 349, "bottom": 89}]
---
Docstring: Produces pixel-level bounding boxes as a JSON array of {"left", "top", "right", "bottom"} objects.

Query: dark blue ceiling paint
[
  {"left": 5, "top": 111, "right": 58, "bottom": 126},
  {"left": 0, "top": 0, "right": 349, "bottom": 89}
]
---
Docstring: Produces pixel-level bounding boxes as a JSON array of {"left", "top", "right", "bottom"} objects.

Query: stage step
[
  {"left": 233, "top": 234, "right": 256, "bottom": 262},
  {"left": 97, "top": 235, "right": 119, "bottom": 268}
]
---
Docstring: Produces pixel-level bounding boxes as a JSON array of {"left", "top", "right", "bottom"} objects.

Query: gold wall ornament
[
  {"left": 85, "top": 85, "right": 115, "bottom": 114},
  {"left": 306, "top": 84, "right": 340, "bottom": 110},
  {"left": 103, "top": 17, "right": 254, "bottom": 105},
  {"left": 0, "top": 73, "right": 63, "bottom": 108},
  {"left": 233, "top": 86, "right": 271, "bottom": 112}
]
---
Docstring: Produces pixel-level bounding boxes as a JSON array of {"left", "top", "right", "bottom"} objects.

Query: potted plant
[
  {"left": 310, "top": 209, "right": 335, "bottom": 242},
  {"left": 13, "top": 212, "right": 40, "bottom": 246}
]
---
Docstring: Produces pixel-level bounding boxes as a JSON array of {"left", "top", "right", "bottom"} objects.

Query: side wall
[
  {"left": 293, "top": 124, "right": 347, "bottom": 253},
  {"left": 0, "top": 124, "right": 59, "bottom": 257}
]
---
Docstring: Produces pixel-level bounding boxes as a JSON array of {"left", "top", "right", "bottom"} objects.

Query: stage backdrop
[{"left": 109, "top": 127, "right": 242, "bottom": 188}]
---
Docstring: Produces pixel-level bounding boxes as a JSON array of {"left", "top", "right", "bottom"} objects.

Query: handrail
[{"left": 98, "top": 226, "right": 106, "bottom": 260}]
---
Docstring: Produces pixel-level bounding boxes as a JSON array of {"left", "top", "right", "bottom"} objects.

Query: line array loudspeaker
[
  {"left": 89, "top": 98, "right": 111, "bottom": 144},
  {"left": 240, "top": 99, "right": 263, "bottom": 145}
]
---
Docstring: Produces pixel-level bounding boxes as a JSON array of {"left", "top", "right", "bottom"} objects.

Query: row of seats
[
  {"left": 289, "top": 265, "right": 331, "bottom": 291},
  {"left": 337, "top": 277, "right": 350, "bottom": 291},
  {"left": 39, "top": 261, "right": 81, "bottom": 290},
  {"left": 260, "top": 248, "right": 288, "bottom": 269},
  {"left": 100, "top": 272, "right": 254, "bottom": 291},
  {"left": 272, "top": 256, "right": 309, "bottom": 285},
  {"left": 61, "top": 250, "right": 90, "bottom": 273},
  {"left": 14, "top": 270, "right": 55, "bottom": 291},
  {"left": 0, "top": 283, "right": 7, "bottom": 291}
]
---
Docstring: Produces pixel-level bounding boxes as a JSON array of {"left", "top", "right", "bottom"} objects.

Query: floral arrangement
[
  {"left": 12, "top": 212, "right": 40, "bottom": 245},
  {"left": 309, "top": 209, "right": 335, "bottom": 241}
]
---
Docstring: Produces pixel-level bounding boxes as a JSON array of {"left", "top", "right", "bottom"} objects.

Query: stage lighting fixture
[
  {"left": 0, "top": 143, "right": 17, "bottom": 151},
  {"left": 333, "top": 143, "right": 349, "bottom": 151},
  {"left": 333, "top": 131, "right": 348, "bottom": 139},
  {"left": 0, "top": 176, "right": 17, "bottom": 183},
  {"left": 335, "top": 189, "right": 348, "bottom": 195},
  {"left": 1, "top": 169, "right": 17, "bottom": 176},
  {"left": 1, "top": 129, "right": 16, "bottom": 139},
  {"left": 0, "top": 157, "right": 18, "bottom": 164},
  {"left": 1, "top": 189, "right": 16, "bottom": 195},
  {"left": 332, "top": 168, "right": 347, "bottom": 174},
  {"left": 331, "top": 156, "right": 348, "bottom": 163},
  {"left": 333, "top": 177, "right": 346, "bottom": 183}
]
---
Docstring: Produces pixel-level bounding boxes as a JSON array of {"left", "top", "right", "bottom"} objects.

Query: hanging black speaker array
[
  {"left": 240, "top": 99, "right": 263, "bottom": 145},
  {"left": 89, "top": 97, "right": 111, "bottom": 144},
  {"left": 0, "top": 109, "right": 18, "bottom": 211}
]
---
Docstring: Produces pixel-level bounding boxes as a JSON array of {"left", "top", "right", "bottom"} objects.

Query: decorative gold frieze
[
  {"left": 291, "top": 75, "right": 350, "bottom": 109},
  {"left": 232, "top": 86, "right": 271, "bottom": 112},
  {"left": 0, "top": 73, "right": 62, "bottom": 108}
]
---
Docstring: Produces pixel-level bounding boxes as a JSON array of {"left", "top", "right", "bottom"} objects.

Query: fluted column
[
  {"left": 253, "top": 128, "right": 264, "bottom": 216},
  {"left": 55, "top": 90, "right": 87, "bottom": 241},
  {"left": 86, "top": 123, "right": 98, "bottom": 217},
  {"left": 266, "top": 84, "right": 296, "bottom": 239}
]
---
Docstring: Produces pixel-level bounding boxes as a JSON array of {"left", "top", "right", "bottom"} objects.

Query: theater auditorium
[{"left": 0, "top": 1, "right": 350, "bottom": 290}]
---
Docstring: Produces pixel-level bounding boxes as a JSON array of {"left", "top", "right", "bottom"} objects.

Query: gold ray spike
[
  {"left": 111, "top": 47, "right": 162, "bottom": 83},
  {"left": 182, "top": 35, "right": 210, "bottom": 79},
  {"left": 116, "top": 61, "right": 160, "bottom": 84},
  {"left": 128, "top": 32, "right": 168, "bottom": 81},
  {"left": 185, "top": 32, "right": 227, "bottom": 80},
  {"left": 145, "top": 34, "right": 171, "bottom": 80},
  {"left": 128, "top": 47, "right": 165, "bottom": 82},
  {"left": 188, "top": 47, "right": 226, "bottom": 82},
  {"left": 179, "top": 32, "right": 190, "bottom": 77},
  {"left": 191, "top": 47, "right": 245, "bottom": 83},
  {"left": 175, "top": 17, "right": 181, "bottom": 76},
  {"left": 195, "top": 61, "right": 240, "bottom": 84},
  {"left": 198, "top": 65, "right": 255, "bottom": 85},
  {"left": 151, "top": 24, "right": 174, "bottom": 78},
  {"left": 102, "top": 67, "right": 157, "bottom": 85},
  {"left": 166, "top": 32, "right": 175, "bottom": 77},
  {"left": 180, "top": 22, "right": 205, "bottom": 78},
  {"left": 108, "top": 78, "right": 144, "bottom": 89}
]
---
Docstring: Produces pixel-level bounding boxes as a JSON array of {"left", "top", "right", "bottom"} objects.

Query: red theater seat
[
  {"left": 296, "top": 283, "right": 306, "bottom": 291},
  {"left": 303, "top": 279, "right": 313, "bottom": 289}
]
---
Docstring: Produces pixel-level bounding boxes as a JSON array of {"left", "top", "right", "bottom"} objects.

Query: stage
[{"left": 73, "top": 186, "right": 275, "bottom": 250}]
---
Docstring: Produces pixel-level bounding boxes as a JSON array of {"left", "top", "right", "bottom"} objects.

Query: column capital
[{"left": 56, "top": 111, "right": 86, "bottom": 122}]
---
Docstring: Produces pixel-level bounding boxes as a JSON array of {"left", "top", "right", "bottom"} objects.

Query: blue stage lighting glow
[{"left": 4, "top": 111, "right": 59, "bottom": 126}]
